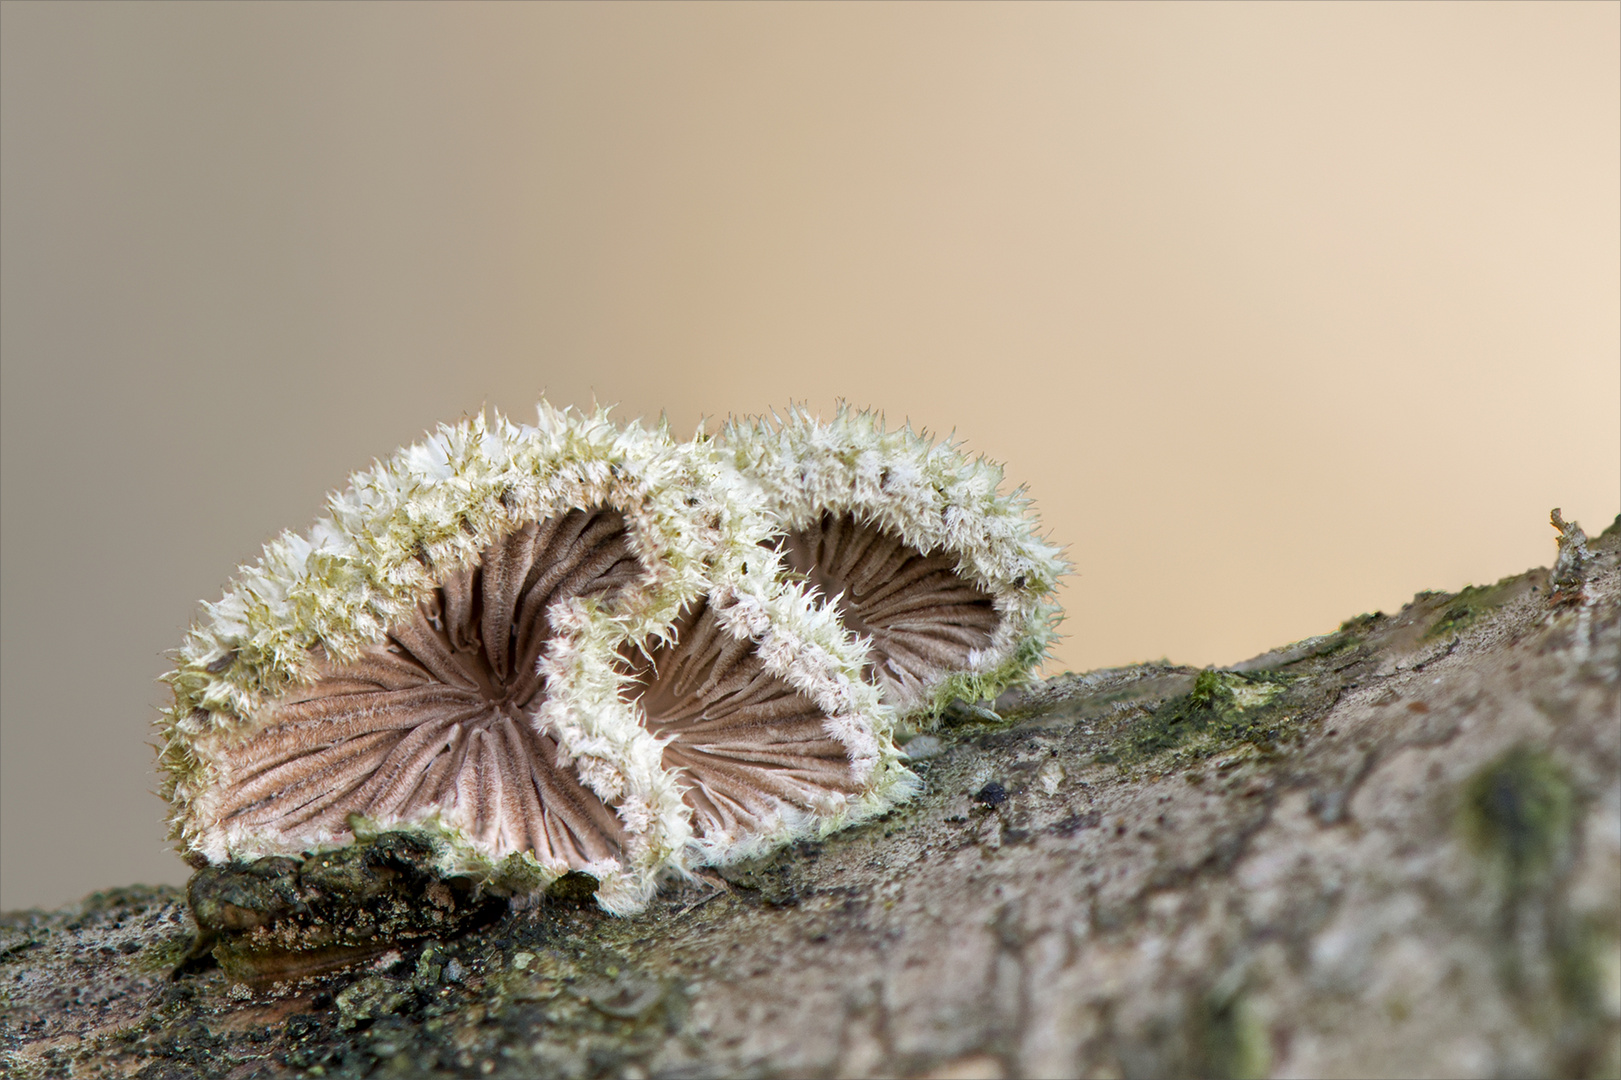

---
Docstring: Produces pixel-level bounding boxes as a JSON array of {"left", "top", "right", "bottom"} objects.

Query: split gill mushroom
[
  {"left": 160, "top": 401, "right": 1061, "bottom": 918},
  {"left": 161, "top": 408, "right": 706, "bottom": 913}
]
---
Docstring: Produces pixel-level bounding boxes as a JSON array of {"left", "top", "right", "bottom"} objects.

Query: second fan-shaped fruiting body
[
  {"left": 721, "top": 407, "right": 1067, "bottom": 719},
  {"left": 620, "top": 549, "right": 914, "bottom": 866}
]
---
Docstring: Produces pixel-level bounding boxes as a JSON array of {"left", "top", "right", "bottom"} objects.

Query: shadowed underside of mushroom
[
  {"left": 621, "top": 599, "right": 865, "bottom": 853},
  {"left": 780, "top": 512, "right": 999, "bottom": 708},
  {"left": 206, "top": 508, "right": 641, "bottom": 869}
]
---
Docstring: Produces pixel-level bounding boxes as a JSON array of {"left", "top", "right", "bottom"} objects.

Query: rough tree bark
[{"left": 4, "top": 516, "right": 1618, "bottom": 1080}]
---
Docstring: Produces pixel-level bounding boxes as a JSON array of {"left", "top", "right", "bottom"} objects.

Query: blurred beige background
[{"left": 2, "top": 2, "right": 1616, "bottom": 911}]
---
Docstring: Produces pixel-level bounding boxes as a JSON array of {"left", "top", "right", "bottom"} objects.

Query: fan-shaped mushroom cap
[
  {"left": 720, "top": 406, "right": 1067, "bottom": 719},
  {"left": 161, "top": 406, "right": 715, "bottom": 913},
  {"left": 618, "top": 543, "right": 915, "bottom": 867}
]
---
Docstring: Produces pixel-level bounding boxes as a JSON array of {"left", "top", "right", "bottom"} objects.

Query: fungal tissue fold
[{"left": 159, "top": 402, "right": 1067, "bottom": 914}]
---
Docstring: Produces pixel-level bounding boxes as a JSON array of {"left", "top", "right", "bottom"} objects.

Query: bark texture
[{"left": 4, "top": 516, "right": 1618, "bottom": 1080}]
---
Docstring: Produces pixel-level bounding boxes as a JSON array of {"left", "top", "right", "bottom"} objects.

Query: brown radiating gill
[
  {"left": 621, "top": 599, "right": 863, "bottom": 846},
  {"left": 780, "top": 512, "right": 999, "bottom": 706},
  {"left": 208, "top": 508, "right": 641, "bottom": 869}
]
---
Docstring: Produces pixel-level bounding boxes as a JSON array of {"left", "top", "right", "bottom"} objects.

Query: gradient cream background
[{"left": 2, "top": 2, "right": 1616, "bottom": 910}]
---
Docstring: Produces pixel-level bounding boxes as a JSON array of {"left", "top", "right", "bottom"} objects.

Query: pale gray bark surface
[{"left": 4, "top": 517, "right": 1618, "bottom": 1080}]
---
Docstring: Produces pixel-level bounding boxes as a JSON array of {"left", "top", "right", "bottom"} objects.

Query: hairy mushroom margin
[{"left": 721, "top": 406, "right": 1068, "bottom": 720}]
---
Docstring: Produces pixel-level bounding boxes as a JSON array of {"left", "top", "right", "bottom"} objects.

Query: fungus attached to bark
[
  {"left": 721, "top": 406, "right": 1068, "bottom": 718},
  {"left": 161, "top": 400, "right": 1060, "bottom": 910},
  {"left": 162, "top": 407, "right": 705, "bottom": 912}
]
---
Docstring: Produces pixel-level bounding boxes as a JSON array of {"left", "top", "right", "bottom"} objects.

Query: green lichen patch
[
  {"left": 545, "top": 870, "right": 604, "bottom": 906},
  {"left": 1456, "top": 749, "right": 1620, "bottom": 1075},
  {"left": 1098, "top": 669, "right": 1294, "bottom": 766},
  {"left": 1423, "top": 575, "right": 1525, "bottom": 641},
  {"left": 1337, "top": 611, "right": 1384, "bottom": 633},
  {"left": 1190, "top": 988, "right": 1272, "bottom": 1080},
  {"left": 1547, "top": 920, "right": 1621, "bottom": 1079},
  {"left": 1459, "top": 745, "right": 1575, "bottom": 895},
  {"left": 260, "top": 912, "right": 691, "bottom": 1080},
  {"left": 131, "top": 926, "right": 196, "bottom": 977},
  {"left": 186, "top": 832, "right": 507, "bottom": 985},
  {"left": 1551, "top": 916, "right": 1614, "bottom": 1020},
  {"left": 714, "top": 844, "right": 824, "bottom": 908},
  {"left": 333, "top": 973, "right": 413, "bottom": 1031}
]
